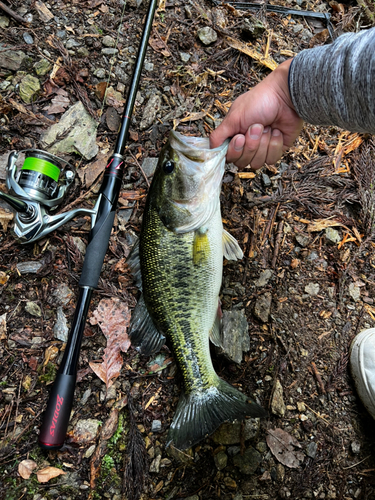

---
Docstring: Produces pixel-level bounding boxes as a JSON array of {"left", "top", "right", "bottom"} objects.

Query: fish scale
[{"left": 140, "top": 205, "right": 221, "bottom": 393}]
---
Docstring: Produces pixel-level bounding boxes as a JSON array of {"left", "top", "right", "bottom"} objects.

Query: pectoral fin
[
  {"left": 222, "top": 230, "right": 243, "bottom": 261},
  {"left": 129, "top": 293, "right": 166, "bottom": 356},
  {"left": 193, "top": 230, "right": 210, "bottom": 266}
]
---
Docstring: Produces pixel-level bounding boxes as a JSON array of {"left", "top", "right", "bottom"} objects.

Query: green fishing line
[{"left": 22, "top": 157, "right": 60, "bottom": 182}]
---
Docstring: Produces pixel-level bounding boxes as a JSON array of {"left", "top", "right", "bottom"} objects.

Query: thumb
[{"left": 209, "top": 119, "right": 233, "bottom": 149}]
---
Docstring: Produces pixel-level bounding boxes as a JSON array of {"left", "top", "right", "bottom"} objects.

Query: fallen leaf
[
  {"left": 77, "top": 152, "right": 108, "bottom": 188},
  {"left": 18, "top": 459, "right": 37, "bottom": 479},
  {"left": 0, "top": 312, "right": 6, "bottom": 340},
  {"left": 149, "top": 37, "right": 171, "bottom": 57},
  {"left": 95, "top": 82, "right": 108, "bottom": 101},
  {"left": 44, "top": 95, "right": 70, "bottom": 115},
  {"left": 306, "top": 218, "right": 345, "bottom": 233},
  {"left": 0, "top": 207, "right": 14, "bottom": 231},
  {"left": 89, "top": 298, "right": 131, "bottom": 387},
  {"left": 266, "top": 428, "right": 305, "bottom": 468},
  {"left": 0, "top": 271, "right": 9, "bottom": 284},
  {"left": 37, "top": 466, "right": 66, "bottom": 483},
  {"left": 43, "top": 345, "right": 59, "bottom": 366}
]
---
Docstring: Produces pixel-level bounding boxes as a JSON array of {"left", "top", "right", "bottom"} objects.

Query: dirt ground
[{"left": 1, "top": 0, "right": 375, "bottom": 499}]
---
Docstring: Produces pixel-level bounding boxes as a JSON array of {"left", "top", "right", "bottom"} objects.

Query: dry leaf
[
  {"left": 43, "top": 345, "right": 59, "bottom": 367},
  {"left": 266, "top": 428, "right": 305, "bottom": 468},
  {"left": 37, "top": 466, "right": 66, "bottom": 483},
  {"left": 18, "top": 459, "right": 37, "bottom": 479},
  {"left": 77, "top": 152, "right": 108, "bottom": 189},
  {"left": 225, "top": 35, "right": 278, "bottom": 71},
  {"left": 89, "top": 298, "right": 131, "bottom": 387},
  {"left": 307, "top": 218, "right": 345, "bottom": 233},
  {"left": 0, "top": 312, "right": 6, "bottom": 340},
  {"left": 0, "top": 207, "right": 14, "bottom": 231},
  {"left": 0, "top": 271, "right": 9, "bottom": 284}
]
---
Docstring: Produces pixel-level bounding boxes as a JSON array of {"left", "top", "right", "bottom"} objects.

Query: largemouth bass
[{"left": 128, "top": 131, "right": 267, "bottom": 450}]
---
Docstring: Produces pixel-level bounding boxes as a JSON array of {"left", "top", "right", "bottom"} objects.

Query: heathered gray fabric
[{"left": 289, "top": 28, "right": 375, "bottom": 134}]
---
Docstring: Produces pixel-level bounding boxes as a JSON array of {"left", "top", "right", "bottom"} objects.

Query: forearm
[{"left": 289, "top": 28, "right": 375, "bottom": 134}]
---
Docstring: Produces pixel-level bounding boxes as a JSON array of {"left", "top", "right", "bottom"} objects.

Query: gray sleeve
[{"left": 288, "top": 28, "right": 375, "bottom": 134}]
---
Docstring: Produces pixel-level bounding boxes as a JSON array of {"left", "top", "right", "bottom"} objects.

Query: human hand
[{"left": 210, "top": 59, "right": 304, "bottom": 170}]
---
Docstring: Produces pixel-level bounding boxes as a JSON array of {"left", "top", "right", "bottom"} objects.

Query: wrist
[{"left": 271, "top": 59, "right": 295, "bottom": 111}]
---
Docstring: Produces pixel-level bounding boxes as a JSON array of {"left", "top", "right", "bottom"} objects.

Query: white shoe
[{"left": 350, "top": 328, "right": 375, "bottom": 420}]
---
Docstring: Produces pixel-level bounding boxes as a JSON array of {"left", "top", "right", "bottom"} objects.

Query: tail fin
[{"left": 166, "top": 379, "right": 267, "bottom": 450}]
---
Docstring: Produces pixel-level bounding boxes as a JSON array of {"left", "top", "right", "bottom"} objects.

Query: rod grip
[
  {"left": 79, "top": 210, "right": 115, "bottom": 288},
  {"left": 38, "top": 373, "right": 76, "bottom": 449}
]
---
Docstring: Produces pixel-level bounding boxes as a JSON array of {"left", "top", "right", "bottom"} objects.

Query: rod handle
[{"left": 38, "top": 373, "right": 76, "bottom": 449}]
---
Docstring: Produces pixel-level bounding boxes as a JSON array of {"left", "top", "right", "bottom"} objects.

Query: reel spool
[
  {"left": 7, "top": 149, "right": 75, "bottom": 209},
  {"left": 19, "top": 151, "right": 64, "bottom": 203}
]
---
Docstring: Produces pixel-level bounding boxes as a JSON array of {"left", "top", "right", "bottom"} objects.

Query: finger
[
  {"left": 225, "top": 134, "right": 246, "bottom": 163},
  {"left": 232, "top": 124, "right": 264, "bottom": 169},
  {"left": 248, "top": 126, "right": 271, "bottom": 170},
  {"left": 265, "top": 129, "right": 284, "bottom": 165},
  {"left": 210, "top": 119, "right": 235, "bottom": 149}
]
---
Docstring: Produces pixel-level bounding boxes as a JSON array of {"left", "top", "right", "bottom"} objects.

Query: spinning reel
[{"left": 0, "top": 149, "right": 96, "bottom": 243}]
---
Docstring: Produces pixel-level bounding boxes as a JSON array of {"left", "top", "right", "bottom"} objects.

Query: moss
[{"left": 38, "top": 362, "right": 57, "bottom": 383}]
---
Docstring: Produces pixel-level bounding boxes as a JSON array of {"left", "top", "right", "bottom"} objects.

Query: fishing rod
[{"left": 0, "top": 0, "right": 158, "bottom": 449}]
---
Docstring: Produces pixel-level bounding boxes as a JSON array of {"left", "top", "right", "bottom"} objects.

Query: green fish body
[{"left": 128, "top": 131, "right": 266, "bottom": 450}]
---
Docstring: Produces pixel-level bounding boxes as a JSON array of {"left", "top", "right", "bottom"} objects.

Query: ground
[{"left": 1, "top": 0, "right": 375, "bottom": 499}]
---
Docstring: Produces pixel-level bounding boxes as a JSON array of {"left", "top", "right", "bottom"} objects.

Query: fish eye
[{"left": 163, "top": 160, "right": 175, "bottom": 174}]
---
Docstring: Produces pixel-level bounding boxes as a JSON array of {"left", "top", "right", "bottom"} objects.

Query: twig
[
  {"left": 59, "top": 172, "right": 104, "bottom": 213},
  {"left": 310, "top": 361, "right": 326, "bottom": 394},
  {"left": 0, "top": 0, "right": 28, "bottom": 25},
  {"left": 127, "top": 150, "right": 150, "bottom": 188},
  {"left": 342, "top": 455, "right": 371, "bottom": 470},
  {"left": 271, "top": 220, "right": 284, "bottom": 268}
]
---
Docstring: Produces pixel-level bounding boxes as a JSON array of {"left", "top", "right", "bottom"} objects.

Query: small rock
[
  {"left": 151, "top": 420, "right": 162, "bottom": 432},
  {"left": 253, "top": 292, "right": 272, "bottom": 323},
  {"left": 114, "top": 66, "right": 128, "bottom": 84},
  {"left": 25, "top": 301, "right": 42, "bottom": 317},
  {"left": 271, "top": 379, "right": 286, "bottom": 417},
  {"left": 197, "top": 26, "right": 218, "bottom": 46},
  {"left": 180, "top": 52, "right": 191, "bottom": 63},
  {"left": 102, "top": 48, "right": 118, "bottom": 56},
  {"left": 54, "top": 307, "right": 69, "bottom": 340},
  {"left": 214, "top": 451, "right": 228, "bottom": 470},
  {"left": 144, "top": 61, "right": 154, "bottom": 71},
  {"left": 213, "top": 7, "right": 226, "bottom": 28},
  {"left": 41, "top": 101, "right": 98, "bottom": 160},
  {"left": 349, "top": 283, "right": 360, "bottom": 302},
  {"left": 94, "top": 68, "right": 106, "bottom": 79},
  {"left": 212, "top": 418, "right": 260, "bottom": 445},
  {"left": 304, "top": 283, "right": 320, "bottom": 296},
  {"left": 23, "top": 33, "right": 34, "bottom": 45},
  {"left": 351, "top": 441, "right": 361, "bottom": 455},
  {"left": 117, "top": 209, "right": 133, "bottom": 229},
  {"left": 84, "top": 444, "right": 96, "bottom": 458},
  {"left": 106, "top": 384, "right": 116, "bottom": 401},
  {"left": 276, "top": 463, "right": 285, "bottom": 482},
  {"left": 72, "top": 236, "right": 87, "bottom": 255},
  {"left": 241, "top": 17, "right": 266, "bottom": 38},
  {"left": 149, "top": 454, "right": 161, "bottom": 473},
  {"left": 19, "top": 74, "right": 40, "bottom": 104},
  {"left": 56, "top": 30, "right": 66, "bottom": 39},
  {"left": 233, "top": 446, "right": 261, "bottom": 474},
  {"left": 142, "top": 157, "right": 159, "bottom": 177},
  {"left": 16, "top": 261, "right": 43, "bottom": 274},
  {"left": 80, "top": 388, "right": 92, "bottom": 406},
  {"left": 0, "top": 48, "right": 26, "bottom": 71},
  {"left": 223, "top": 477, "right": 237, "bottom": 489},
  {"left": 262, "top": 173, "right": 271, "bottom": 187},
  {"left": 306, "top": 441, "right": 317, "bottom": 458},
  {"left": 102, "top": 35, "right": 116, "bottom": 47},
  {"left": 70, "top": 418, "right": 101, "bottom": 444},
  {"left": 295, "top": 233, "right": 310, "bottom": 248},
  {"left": 325, "top": 227, "right": 341, "bottom": 245},
  {"left": 34, "top": 59, "right": 51, "bottom": 76},
  {"left": 227, "top": 445, "right": 240, "bottom": 456},
  {"left": 77, "top": 47, "right": 89, "bottom": 58},
  {"left": 66, "top": 38, "right": 81, "bottom": 49},
  {"left": 53, "top": 284, "right": 74, "bottom": 306},
  {"left": 140, "top": 94, "right": 161, "bottom": 130},
  {"left": 0, "top": 81, "right": 11, "bottom": 91},
  {"left": 217, "top": 309, "right": 249, "bottom": 364},
  {"left": 184, "top": 496, "right": 199, "bottom": 500},
  {"left": 256, "top": 269, "right": 273, "bottom": 287},
  {"left": 297, "top": 402, "right": 306, "bottom": 412},
  {"left": 0, "top": 16, "right": 10, "bottom": 28}
]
